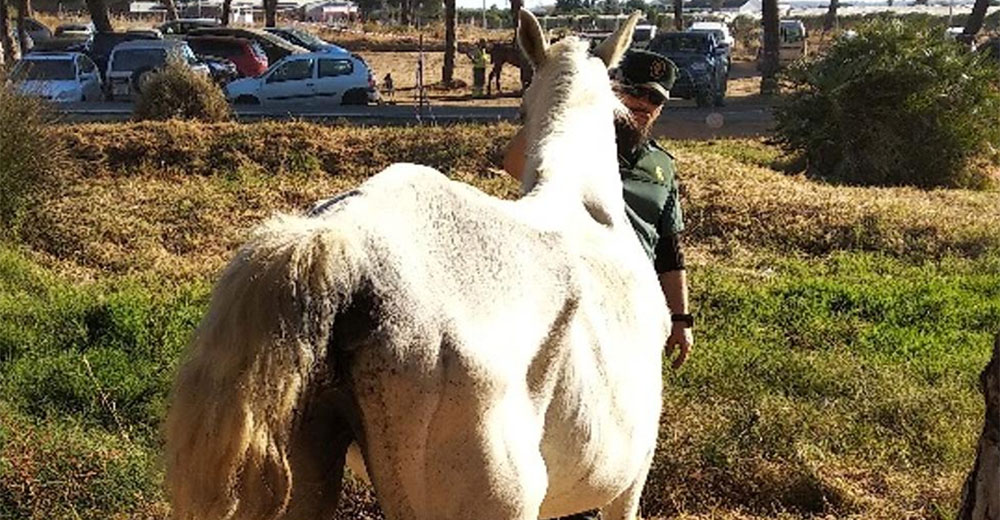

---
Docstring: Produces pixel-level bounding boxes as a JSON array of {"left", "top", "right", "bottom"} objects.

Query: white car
[
  {"left": 10, "top": 52, "right": 103, "bottom": 102},
  {"left": 106, "top": 39, "right": 209, "bottom": 100},
  {"left": 688, "top": 21, "right": 735, "bottom": 49},
  {"left": 225, "top": 51, "right": 378, "bottom": 106}
]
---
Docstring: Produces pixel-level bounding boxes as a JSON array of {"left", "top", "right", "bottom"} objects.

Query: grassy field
[{"left": 1, "top": 121, "right": 998, "bottom": 519}]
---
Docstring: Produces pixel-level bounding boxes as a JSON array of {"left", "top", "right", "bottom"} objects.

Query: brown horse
[{"left": 487, "top": 42, "right": 523, "bottom": 95}]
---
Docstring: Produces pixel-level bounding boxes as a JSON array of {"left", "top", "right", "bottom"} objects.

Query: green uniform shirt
[{"left": 620, "top": 140, "right": 684, "bottom": 261}]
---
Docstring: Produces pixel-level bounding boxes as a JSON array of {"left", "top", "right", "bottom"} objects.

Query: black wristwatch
[{"left": 671, "top": 313, "right": 695, "bottom": 328}]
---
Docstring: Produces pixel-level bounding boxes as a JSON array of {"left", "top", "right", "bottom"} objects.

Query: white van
[{"left": 105, "top": 39, "right": 209, "bottom": 100}]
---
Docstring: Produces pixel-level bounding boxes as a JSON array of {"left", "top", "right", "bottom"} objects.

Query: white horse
[{"left": 164, "top": 10, "right": 667, "bottom": 520}]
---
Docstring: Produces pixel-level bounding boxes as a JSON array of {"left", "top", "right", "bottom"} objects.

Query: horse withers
[{"left": 164, "top": 10, "right": 666, "bottom": 520}]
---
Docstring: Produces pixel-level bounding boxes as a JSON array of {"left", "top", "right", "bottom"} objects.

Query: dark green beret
[{"left": 619, "top": 50, "right": 677, "bottom": 98}]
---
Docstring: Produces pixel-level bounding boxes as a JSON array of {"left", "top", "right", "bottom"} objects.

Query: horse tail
[{"left": 164, "top": 214, "right": 364, "bottom": 520}]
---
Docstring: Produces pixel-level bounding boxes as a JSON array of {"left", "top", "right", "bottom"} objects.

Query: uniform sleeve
[{"left": 653, "top": 230, "right": 685, "bottom": 273}]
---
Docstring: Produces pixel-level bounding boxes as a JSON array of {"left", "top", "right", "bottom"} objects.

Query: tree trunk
[
  {"left": 15, "top": 0, "right": 27, "bottom": 55},
  {"left": 84, "top": 0, "right": 114, "bottom": 33},
  {"left": 673, "top": 0, "right": 683, "bottom": 30},
  {"left": 823, "top": 0, "right": 838, "bottom": 32},
  {"left": 442, "top": 0, "right": 455, "bottom": 84},
  {"left": 163, "top": 0, "right": 178, "bottom": 21},
  {"left": 221, "top": 0, "right": 232, "bottom": 25},
  {"left": 963, "top": 0, "right": 989, "bottom": 39},
  {"left": 400, "top": 0, "right": 410, "bottom": 26},
  {"left": 957, "top": 335, "right": 1000, "bottom": 520},
  {"left": 760, "top": 0, "right": 779, "bottom": 94},
  {"left": 0, "top": 0, "right": 14, "bottom": 63},
  {"left": 22, "top": 0, "right": 30, "bottom": 16},
  {"left": 264, "top": 0, "right": 277, "bottom": 27}
]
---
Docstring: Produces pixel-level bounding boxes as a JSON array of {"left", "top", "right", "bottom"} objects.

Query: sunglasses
[{"left": 621, "top": 85, "right": 667, "bottom": 106}]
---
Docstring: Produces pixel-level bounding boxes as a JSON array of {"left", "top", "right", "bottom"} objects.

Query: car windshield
[
  {"left": 11, "top": 59, "right": 75, "bottom": 81},
  {"left": 690, "top": 29, "right": 724, "bottom": 42},
  {"left": 288, "top": 29, "right": 324, "bottom": 47},
  {"left": 653, "top": 35, "right": 709, "bottom": 54},
  {"left": 112, "top": 48, "right": 168, "bottom": 71}
]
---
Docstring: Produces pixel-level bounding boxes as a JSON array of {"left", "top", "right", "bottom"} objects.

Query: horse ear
[
  {"left": 593, "top": 11, "right": 641, "bottom": 69},
  {"left": 517, "top": 8, "right": 548, "bottom": 69}
]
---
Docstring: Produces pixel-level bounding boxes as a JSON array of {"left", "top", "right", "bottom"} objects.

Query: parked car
[
  {"left": 21, "top": 17, "right": 52, "bottom": 44},
  {"left": 28, "top": 36, "right": 89, "bottom": 53},
  {"left": 688, "top": 21, "right": 734, "bottom": 48},
  {"left": 159, "top": 18, "right": 220, "bottom": 36},
  {"left": 105, "top": 39, "right": 209, "bottom": 100},
  {"left": 687, "top": 21, "right": 733, "bottom": 68},
  {"left": 87, "top": 31, "right": 163, "bottom": 78},
  {"left": 263, "top": 27, "right": 348, "bottom": 54},
  {"left": 200, "top": 55, "right": 239, "bottom": 86},
  {"left": 188, "top": 27, "right": 307, "bottom": 63},
  {"left": 648, "top": 32, "right": 728, "bottom": 107},
  {"left": 631, "top": 23, "right": 657, "bottom": 50},
  {"left": 10, "top": 52, "right": 102, "bottom": 102},
  {"left": 185, "top": 36, "right": 269, "bottom": 77},
  {"left": 54, "top": 23, "right": 94, "bottom": 39},
  {"left": 225, "top": 51, "right": 377, "bottom": 106}
]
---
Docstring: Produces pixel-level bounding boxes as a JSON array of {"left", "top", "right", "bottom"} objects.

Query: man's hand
[{"left": 665, "top": 324, "right": 693, "bottom": 369}]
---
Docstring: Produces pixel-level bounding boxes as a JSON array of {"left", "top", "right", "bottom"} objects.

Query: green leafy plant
[{"left": 774, "top": 19, "right": 1000, "bottom": 189}]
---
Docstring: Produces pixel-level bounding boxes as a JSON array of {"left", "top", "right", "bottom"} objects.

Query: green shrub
[
  {"left": 132, "top": 59, "right": 231, "bottom": 123},
  {"left": 0, "top": 72, "right": 62, "bottom": 237},
  {"left": 774, "top": 19, "right": 1000, "bottom": 189}
]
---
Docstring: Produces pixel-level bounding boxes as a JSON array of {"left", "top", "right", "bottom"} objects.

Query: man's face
[
  {"left": 619, "top": 86, "right": 665, "bottom": 133},
  {"left": 614, "top": 84, "right": 666, "bottom": 155}
]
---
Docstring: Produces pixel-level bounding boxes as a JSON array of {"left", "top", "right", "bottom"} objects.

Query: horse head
[{"left": 515, "top": 9, "right": 641, "bottom": 224}]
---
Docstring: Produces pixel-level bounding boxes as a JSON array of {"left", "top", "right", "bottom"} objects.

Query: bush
[
  {"left": 0, "top": 72, "right": 63, "bottom": 237},
  {"left": 774, "top": 19, "right": 1000, "bottom": 189},
  {"left": 132, "top": 59, "right": 230, "bottom": 123}
]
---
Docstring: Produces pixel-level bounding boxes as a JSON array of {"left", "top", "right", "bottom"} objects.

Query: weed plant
[
  {"left": 132, "top": 59, "right": 230, "bottom": 123},
  {"left": 0, "top": 71, "right": 63, "bottom": 238},
  {"left": 774, "top": 20, "right": 1000, "bottom": 189}
]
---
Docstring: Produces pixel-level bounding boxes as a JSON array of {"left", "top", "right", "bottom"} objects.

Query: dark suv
[{"left": 648, "top": 32, "right": 729, "bottom": 107}]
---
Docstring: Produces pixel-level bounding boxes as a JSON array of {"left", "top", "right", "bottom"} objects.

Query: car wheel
[
  {"left": 713, "top": 79, "right": 727, "bottom": 107},
  {"left": 341, "top": 88, "right": 369, "bottom": 106},
  {"left": 131, "top": 66, "right": 157, "bottom": 96},
  {"left": 695, "top": 90, "right": 712, "bottom": 108},
  {"left": 234, "top": 95, "right": 261, "bottom": 105}
]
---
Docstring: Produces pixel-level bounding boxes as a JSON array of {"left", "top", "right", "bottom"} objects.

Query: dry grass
[{"left": 32, "top": 123, "right": 1000, "bottom": 283}]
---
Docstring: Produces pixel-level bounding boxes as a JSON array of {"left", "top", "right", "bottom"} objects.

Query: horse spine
[{"left": 164, "top": 214, "right": 363, "bottom": 520}]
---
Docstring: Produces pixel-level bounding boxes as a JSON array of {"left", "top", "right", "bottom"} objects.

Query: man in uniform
[
  {"left": 471, "top": 38, "right": 490, "bottom": 97},
  {"left": 503, "top": 49, "right": 694, "bottom": 519}
]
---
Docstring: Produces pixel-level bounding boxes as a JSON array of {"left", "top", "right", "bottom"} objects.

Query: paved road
[{"left": 57, "top": 100, "right": 774, "bottom": 138}]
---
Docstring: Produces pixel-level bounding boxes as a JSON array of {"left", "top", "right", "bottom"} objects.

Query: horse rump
[{"left": 164, "top": 213, "right": 365, "bottom": 520}]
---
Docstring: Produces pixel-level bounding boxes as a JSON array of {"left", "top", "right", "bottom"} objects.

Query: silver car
[
  {"left": 106, "top": 39, "right": 209, "bottom": 100},
  {"left": 10, "top": 52, "right": 103, "bottom": 102}
]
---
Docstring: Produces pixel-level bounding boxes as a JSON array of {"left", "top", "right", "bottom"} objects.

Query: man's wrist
[{"left": 671, "top": 313, "right": 694, "bottom": 328}]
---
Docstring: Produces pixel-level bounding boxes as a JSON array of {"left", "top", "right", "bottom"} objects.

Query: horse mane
[{"left": 518, "top": 35, "right": 626, "bottom": 227}]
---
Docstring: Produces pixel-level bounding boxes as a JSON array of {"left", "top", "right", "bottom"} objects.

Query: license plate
[{"left": 113, "top": 83, "right": 130, "bottom": 97}]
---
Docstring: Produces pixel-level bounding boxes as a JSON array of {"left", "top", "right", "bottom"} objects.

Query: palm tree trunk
[
  {"left": 760, "top": 0, "right": 779, "bottom": 94},
  {"left": 221, "top": 0, "right": 232, "bottom": 25},
  {"left": 0, "top": 0, "right": 14, "bottom": 63},
  {"left": 84, "top": 0, "right": 114, "bottom": 33},
  {"left": 963, "top": 0, "right": 989, "bottom": 38},
  {"left": 673, "top": 0, "right": 683, "bottom": 30},
  {"left": 957, "top": 335, "right": 1000, "bottom": 520},
  {"left": 163, "top": 0, "right": 178, "bottom": 21},
  {"left": 442, "top": 0, "right": 456, "bottom": 84}
]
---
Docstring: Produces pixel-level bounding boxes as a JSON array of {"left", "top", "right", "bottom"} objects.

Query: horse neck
[{"left": 521, "top": 76, "right": 624, "bottom": 225}]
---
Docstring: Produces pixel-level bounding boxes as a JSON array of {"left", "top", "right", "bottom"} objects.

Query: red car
[{"left": 185, "top": 36, "right": 268, "bottom": 78}]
